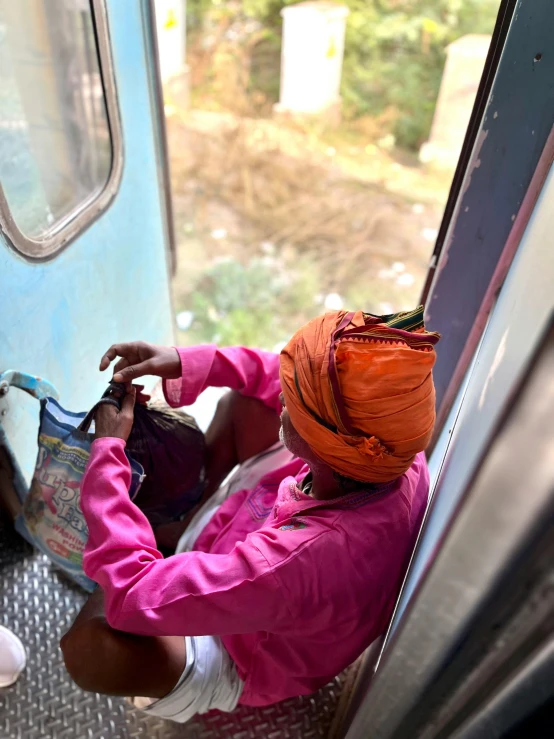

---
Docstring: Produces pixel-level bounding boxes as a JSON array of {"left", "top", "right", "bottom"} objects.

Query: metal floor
[{"left": 0, "top": 518, "right": 344, "bottom": 739}]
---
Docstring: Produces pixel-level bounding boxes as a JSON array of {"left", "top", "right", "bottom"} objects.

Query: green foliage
[
  {"left": 338, "top": 0, "right": 498, "bottom": 148},
  {"left": 181, "top": 256, "right": 321, "bottom": 348},
  {"left": 188, "top": 0, "right": 498, "bottom": 150}
]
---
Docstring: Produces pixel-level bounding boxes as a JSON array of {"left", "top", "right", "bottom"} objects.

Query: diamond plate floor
[{"left": 0, "top": 518, "right": 344, "bottom": 739}]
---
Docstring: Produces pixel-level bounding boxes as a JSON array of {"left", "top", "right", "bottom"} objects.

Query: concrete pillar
[
  {"left": 155, "top": 0, "right": 189, "bottom": 108},
  {"left": 420, "top": 34, "right": 491, "bottom": 168},
  {"left": 275, "top": 2, "right": 349, "bottom": 123}
]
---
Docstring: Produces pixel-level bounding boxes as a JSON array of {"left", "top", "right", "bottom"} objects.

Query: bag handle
[{"left": 78, "top": 382, "right": 127, "bottom": 433}]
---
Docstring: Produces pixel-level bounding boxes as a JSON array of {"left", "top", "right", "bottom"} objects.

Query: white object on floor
[{"left": 0, "top": 625, "right": 26, "bottom": 687}]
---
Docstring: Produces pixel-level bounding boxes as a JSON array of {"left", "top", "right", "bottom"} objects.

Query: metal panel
[
  {"left": 0, "top": 520, "right": 345, "bottom": 739},
  {"left": 425, "top": 0, "right": 554, "bottom": 427},
  {"left": 420, "top": 0, "right": 516, "bottom": 304},
  {"left": 345, "top": 315, "right": 554, "bottom": 739},
  {"left": 452, "top": 639, "right": 554, "bottom": 739},
  {"left": 141, "top": 0, "right": 177, "bottom": 276},
  {"left": 0, "top": 0, "right": 174, "bottom": 485}
]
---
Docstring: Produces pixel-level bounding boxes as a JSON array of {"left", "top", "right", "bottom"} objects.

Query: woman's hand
[
  {"left": 100, "top": 341, "right": 181, "bottom": 382},
  {"left": 95, "top": 385, "right": 136, "bottom": 441}
]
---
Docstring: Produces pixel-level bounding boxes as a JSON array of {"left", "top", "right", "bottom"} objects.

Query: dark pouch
[{"left": 111, "top": 382, "right": 206, "bottom": 527}]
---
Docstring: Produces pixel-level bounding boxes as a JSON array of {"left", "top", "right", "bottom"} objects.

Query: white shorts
[
  {"left": 135, "top": 441, "right": 294, "bottom": 723},
  {"left": 137, "top": 634, "right": 243, "bottom": 723}
]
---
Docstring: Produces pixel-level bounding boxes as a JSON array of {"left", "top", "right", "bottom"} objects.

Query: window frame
[
  {"left": 421, "top": 0, "right": 554, "bottom": 442},
  {"left": 0, "top": 0, "right": 123, "bottom": 261},
  {"left": 141, "top": 0, "right": 177, "bottom": 276}
]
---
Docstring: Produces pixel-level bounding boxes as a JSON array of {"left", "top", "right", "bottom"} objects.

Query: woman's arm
[
  {"left": 99, "top": 341, "right": 282, "bottom": 414},
  {"left": 81, "top": 438, "right": 292, "bottom": 636},
  {"left": 163, "top": 345, "right": 282, "bottom": 413}
]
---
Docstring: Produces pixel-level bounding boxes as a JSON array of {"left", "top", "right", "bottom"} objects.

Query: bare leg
[
  {"left": 203, "top": 391, "right": 281, "bottom": 500},
  {"left": 155, "top": 391, "right": 280, "bottom": 552},
  {"left": 60, "top": 589, "right": 186, "bottom": 698}
]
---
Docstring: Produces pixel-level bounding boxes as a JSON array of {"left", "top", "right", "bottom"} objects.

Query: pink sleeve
[
  {"left": 81, "top": 438, "right": 292, "bottom": 636},
  {"left": 163, "top": 345, "right": 282, "bottom": 414}
]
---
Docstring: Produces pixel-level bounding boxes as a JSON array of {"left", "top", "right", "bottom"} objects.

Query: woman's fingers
[
  {"left": 133, "top": 383, "right": 150, "bottom": 406},
  {"left": 99, "top": 344, "right": 123, "bottom": 371},
  {"left": 122, "top": 384, "right": 136, "bottom": 412},
  {"left": 113, "top": 359, "right": 156, "bottom": 383},
  {"left": 112, "top": 357, "right": 130, "bottom": 375},
  {"left": 99, "top": 342, "right": 175, "bottom": 381},
  {"left": 100, "top": 342, "right": 145, "bottom": 372},
  {"left": 94, "top": 384, "right": 136, "bottom": 441}
]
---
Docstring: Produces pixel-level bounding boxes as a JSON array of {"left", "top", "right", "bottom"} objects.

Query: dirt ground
[{"left": 165, "top": 107, "right": 451, "bottom": 348}]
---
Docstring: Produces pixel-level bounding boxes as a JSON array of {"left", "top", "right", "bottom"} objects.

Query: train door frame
[{"left": 421, "top": 0, "right": 554, "bottom": 439}]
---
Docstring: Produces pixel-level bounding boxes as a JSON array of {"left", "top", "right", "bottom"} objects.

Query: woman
[{"left": 61, "top": 307, "right": 438, "bottom": 723}]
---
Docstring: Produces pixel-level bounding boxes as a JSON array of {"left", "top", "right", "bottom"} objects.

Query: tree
[{"left": 187, "top": 0, "right": 499, "bottom": 149}]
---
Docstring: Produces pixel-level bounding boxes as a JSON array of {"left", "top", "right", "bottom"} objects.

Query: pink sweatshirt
[{"left": 81, "top": 346, "right": 429, "bottom": 707}]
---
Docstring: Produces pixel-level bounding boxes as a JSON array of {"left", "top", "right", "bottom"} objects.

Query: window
[
  {"left": 167, "top": 1, "right": 501, "bottom": 352},
  {"left": 0, "top": 0, "right": 122, "bottom": 258}
]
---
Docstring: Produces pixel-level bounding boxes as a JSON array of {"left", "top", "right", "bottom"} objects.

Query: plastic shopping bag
[
  {"left": 16, "top": 383, "right": 206, "bottom": 590},
  {"left": 15, "top": 394, "right": 144, "bottom": 591}
]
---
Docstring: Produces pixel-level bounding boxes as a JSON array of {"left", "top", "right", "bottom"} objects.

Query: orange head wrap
[{"left": 279, "top": 307, "right": 440, "bottom": 483}]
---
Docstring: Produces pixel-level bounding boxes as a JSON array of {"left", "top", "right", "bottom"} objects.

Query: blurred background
[{"left": 156, "top": 0, "right": 498, "bottom": 351}]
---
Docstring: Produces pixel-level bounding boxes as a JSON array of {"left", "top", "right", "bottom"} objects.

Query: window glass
[{"left": 0, "top": 0, "right": 112, "bottom": 239}]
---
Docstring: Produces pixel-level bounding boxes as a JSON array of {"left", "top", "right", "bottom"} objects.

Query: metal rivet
[{"left": 0, "top": 382, "right": 9, "bottom": 396}]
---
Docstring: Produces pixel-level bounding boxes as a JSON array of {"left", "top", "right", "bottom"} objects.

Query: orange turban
[{"left": 279, "top": 308, "right": 440, "bottom": 483}]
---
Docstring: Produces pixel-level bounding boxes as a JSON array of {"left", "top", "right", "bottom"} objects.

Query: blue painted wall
[{"left": 0, "top": 1, "right": 174, "bottom": 481}]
